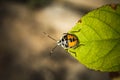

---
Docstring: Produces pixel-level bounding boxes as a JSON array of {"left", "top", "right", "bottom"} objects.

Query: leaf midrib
[{"left": 80, "top": 37, "right": 120, "bottom": 43}]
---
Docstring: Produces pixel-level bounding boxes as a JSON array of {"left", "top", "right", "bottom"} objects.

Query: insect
[
  {"left": 57, "top": 33, "right": 79, "bottom": 49},
  {"left": 43, "top": 32, "right": 79, "bottom": 56}
]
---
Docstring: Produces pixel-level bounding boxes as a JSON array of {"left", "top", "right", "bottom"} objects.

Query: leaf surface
[{"left": 68, "top": 4, "right": 120, "bottom": 72}]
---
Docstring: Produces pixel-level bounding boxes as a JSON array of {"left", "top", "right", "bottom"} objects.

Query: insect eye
[
  {"left": 62, "top": 38, "right": 64, "bottom": 41},
  {"left": 59, "top": 40, "right": 61, "bottom": 43}
]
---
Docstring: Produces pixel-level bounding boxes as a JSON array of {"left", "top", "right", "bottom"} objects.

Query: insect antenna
[
  {"left": 43, "top": 32, "right": 57, "bottom": 41},
  {"left": 43, "top": 32, "right": 58, "bottom": 55},
  {"left": 50, "top": 45, "right": 58, "bottom": 55}
]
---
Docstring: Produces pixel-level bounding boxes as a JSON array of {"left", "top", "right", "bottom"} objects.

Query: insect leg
[
  {"left": 70, "top": 29, "right": 81, "bottom": 33},
  {"left": 64, "top": 49, "right": 69, "bottom": 54},
  {"left": 69, "top": 50, "right": 77, "bottom": 57},
  {"left": 69, "top": 44, "right": 84, "bottom": 57}
]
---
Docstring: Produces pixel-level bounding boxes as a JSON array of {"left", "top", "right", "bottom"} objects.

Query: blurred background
[{"left": 0, "top": 0, "right": 120, "bottom": 80}]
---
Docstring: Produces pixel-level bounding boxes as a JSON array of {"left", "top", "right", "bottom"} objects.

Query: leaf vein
[
  {"left": 100, "top": 9, "right": 120, "bottom": 17},
  {"left": 84, "top": 23, "right": 102, "bottom": 39},
  {"left": 87, "top": 40, "right": 119, "bottom": 66},
  {"left": 87, "top": 16, "right": 120, "bottom": 35}
]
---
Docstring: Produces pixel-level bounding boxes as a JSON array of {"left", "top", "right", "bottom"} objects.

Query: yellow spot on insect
[{"left": 67, "top": 34, "right": 78, "bottom": 48}]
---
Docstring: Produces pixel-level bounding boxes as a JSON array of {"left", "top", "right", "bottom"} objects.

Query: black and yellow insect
[
  {"left": 43, "top": 32, "right": 79, "bottom": 54},
  {"left": 57, "top": 33, "right": 79, "bottom": 49}
]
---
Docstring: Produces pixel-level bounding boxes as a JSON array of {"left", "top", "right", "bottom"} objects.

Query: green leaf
[{"left": 68, "top": 4, "right": 120, "bottom": 72}]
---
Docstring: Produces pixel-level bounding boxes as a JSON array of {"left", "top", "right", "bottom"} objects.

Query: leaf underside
[{"left": 68, "top": 4, "right": 120, "bottom": 72}]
